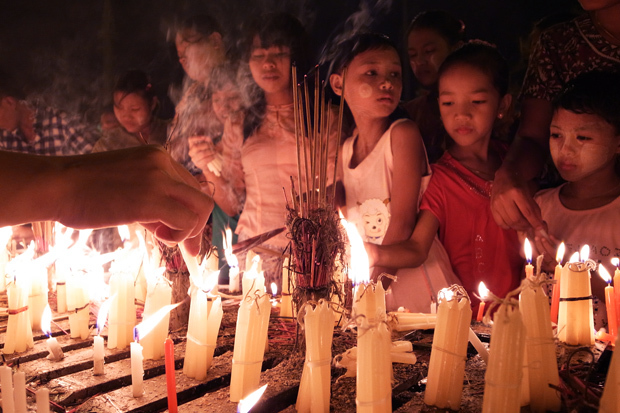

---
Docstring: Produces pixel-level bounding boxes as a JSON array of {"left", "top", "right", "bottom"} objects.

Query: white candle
[
  {"left": 108, "top": 270, "right": 136, "bottom": 349},
  {"left": 13, "top": 371, "right": 26, "bottom": 413},
  {"left": 0, "top": 365, "right": 15, "bottom": 413},
  {"left": 388, "top": 312, "right": 437, "bottom": 331},
  {"left": 36, "top": 388, "right": 50, "bottom": 413},
  {"left": 28, "top": 258, "right": 48, "bottom": 331},
  {"left": 41, "top": 305, "right": 64, "bottom": 361},
  {"left": 93, "top": 335, "right": 105, "bottom": 375},
  {"left": 4, "top": 275, "right": 34, "bottom": 354},
  {"left": 425, "top": 287, "right": 472, "bottom": 410},
  {"left": 279, "top": 256, "right": 294, "bottom": 317},
  {"left": 296, "top": 300, "right": 334, "bottom": 412},
  {"left": 141, "top": 274, "right": 172, "bottom": 360},
  {"left": 131, "top": 331, "right": 144, "bottom": 398},
  {"left": 242, "top": 256, "right": 265, "bottom": 298},
  {"left": 65, "top": 272, "right": 90, "bottom": 340}
]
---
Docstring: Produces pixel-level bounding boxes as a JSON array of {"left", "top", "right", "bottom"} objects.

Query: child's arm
[
  {"left": 368, "top": 210, "right": 439, "bottom": 268},
  {"left": 372, "top": 120, "right": 426, "bottom": 284}
]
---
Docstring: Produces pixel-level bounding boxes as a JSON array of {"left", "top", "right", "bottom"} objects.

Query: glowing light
[
  {"left": 569, "top": 252, "right": 580, "bottom": 263},
  {"left": 478, "top": 282, "right": 489, "bottom": 300},
  {"left": 580, "top": 245, "right": 590, "bottom": 262},
  {"left": 438, "top": 288, "right": 454, "bottom": 302},
  {"left": 134, "top": 302, "right": 181, "bottom": 342},
  {"left": 612, "top": 257, "right": 619, "bottom": 268},
  {"left": 41, "top": 304, "right": 53, "bottom": 337},
  {"left": 270, "top": 282, "right": 277, "bottom": 297},
  {"left": 340, "top": 215, "right": 370, "bottom": 285},
  {"left": 223, "top": 227, "right": 239, "bottom": 268},
  {"left": 0, "top": 226, "right": 13, "bottom": 248},
  {"left": 556, "top": 242, "right": 565, "bottom": 265},
  {"left": 118, "top": 225, "right": 130, "bottom": 243},
  {"left": 524, "top": 239, "right": 532, "bottom": 263},
  {"left": 237, "top": 384, "right": 268, "bottom": 413},
  {"left": 599, "top": 264, "right": 612, "bottom": 284},
  {"left": 96, "top": 295, "right": 116, "bottom": 335}
]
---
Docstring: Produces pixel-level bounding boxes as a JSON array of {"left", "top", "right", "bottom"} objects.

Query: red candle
[
  {"left": 550, "top": 243, "right": 565, "bottom": 324},
  {"left": 600, "top": 265, "right": 618, "bottom": 340},
  {"left": 476, "top": 282, "right": 489, "bottom": 322},
  {"left": 164, "top": 337, "right": 178, "bottom": 413}
]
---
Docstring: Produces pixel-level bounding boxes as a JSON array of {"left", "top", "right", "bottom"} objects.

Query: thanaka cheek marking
[{"left": 358, "top": 84, "right": 372, "bottom": 99}]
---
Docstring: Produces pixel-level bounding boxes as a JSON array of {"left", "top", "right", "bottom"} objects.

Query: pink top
[{"left": 420, "top": 149, "right": 522, "bottom": 308}]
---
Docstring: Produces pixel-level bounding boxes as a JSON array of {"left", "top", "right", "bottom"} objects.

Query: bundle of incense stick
[
  {"left": 31, "top": 221, "right": 55, "bottom": 254},
  {"left": 285, "top": 65, "right": 346, "bottom": 295}
]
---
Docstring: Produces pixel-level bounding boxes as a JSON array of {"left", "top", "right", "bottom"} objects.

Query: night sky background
[{"left": 0, "top": 0, "right": 581, "bottom": 124}]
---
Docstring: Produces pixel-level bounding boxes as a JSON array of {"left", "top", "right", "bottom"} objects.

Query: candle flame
[
  {"left": 202, "top": 269, "right": 219, "bottom": 293},
  {"left": 612, "top": 257, "right": 619, "bottom": 268},
  {"left": 524, "top": 238, "right": 532, "bottom": 263},
  {"left": 478, "top": 282, "right": 489, "bottom": 300},
  {"left": 599, "top": 264, "right": 612, "bottom": 284},
  {"left": 580, "top": 245, "right": 590, "bottom": 262},
  {"left": 96, "top": 295, "right": 116, "bottom": 335},
  {"left": 270, "top": 282, "right": 277, "bottom": 296},
  {"left": 340, "top": 215, "right": 369, "bottom": 285},
  {"left": 569, "top": 251, "right": 580, "bottom": 263},
  {"left": 244, "top": 256, "right": 261, "bottom": 280},
  {"left": 134, "top": 302, "right": 181, "bottom": 342},
  {"left": 41, "top": 304, "right": 53, "bottom": 337},
  {"left": 223, "top": 227, "right": 239, "bottom": 268},
  {"left": 0, "top": 226, "right": 13, "bottom": 248},
  {"left": 237, "top": 384, "right": 268, "bottom": 413},
  {"left": 118, "top": 225, "right": 130, "bottom": 243},
  {"left": 556, "top": 242, "right": 565, "bottom": 264},
  {"left": 438, "top": 288, "right": 454, "bottom": 302}
]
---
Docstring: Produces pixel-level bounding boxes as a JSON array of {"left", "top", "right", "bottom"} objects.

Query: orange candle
[
  {"left": 612, "top": 258, "right": 620, "bottom": 332},
  {"left": 600, "top": 265, "right": 617, "bottom": 339},
  {"left": 165, "top": 337, "right": 178, "bottom": 413},
  {"left": 550, "top": 243, "right": 565, "bottom": 324},
  {"left": 476, "top": 282, "right": 489, "bottom": 322}
]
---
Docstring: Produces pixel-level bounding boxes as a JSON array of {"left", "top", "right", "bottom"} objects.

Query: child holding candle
[
  {"left": 367, "top": 41, "right": 522, "bottom": 313},
  {"left": 328, "top": 32, "right": 458, "bottom": 313},
  {"left": 530, "top": 71, "right": 620, "bottom": 331}
]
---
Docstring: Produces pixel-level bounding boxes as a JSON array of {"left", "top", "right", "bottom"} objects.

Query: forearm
[
  {"left": 369, "top": 239, "right": 428, "bottom": 269},
  {"left": 498, "top": 134, "right": 548, "bottom": 183},
  {"left": 199, "top": 170, "right": 244, "bottom": 217}
]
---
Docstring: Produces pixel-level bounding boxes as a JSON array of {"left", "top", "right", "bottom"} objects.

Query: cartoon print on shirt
[{"left": 358, "top": 198, "right": 391, "bottom": 244}]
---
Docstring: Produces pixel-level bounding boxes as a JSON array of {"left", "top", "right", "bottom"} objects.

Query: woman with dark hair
[{"left": 92, "top": 70, "right": 168, "bottom": 152}]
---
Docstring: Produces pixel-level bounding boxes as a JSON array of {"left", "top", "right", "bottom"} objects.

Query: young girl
[
  {"left": 532, "top": 71, "right": 620, "bottom": 329},
  {"left": 368, "top": 41, "right": 522, "bottom": 312},
  {"left": 233, "top": 13, "right": 314, "bottom": 286},
  {"left": 329, "top": 33, "right": 458, "bottom": 312},
  {"left": 404, "top": 11, "right": 465, "bottom": 163},
  {"left": 92, "top": 70, "right": 168, "bottom": 152}
]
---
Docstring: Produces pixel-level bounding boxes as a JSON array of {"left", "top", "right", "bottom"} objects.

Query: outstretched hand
[{"left": 491, "top": 166, "right": 544, "bottom": 232}]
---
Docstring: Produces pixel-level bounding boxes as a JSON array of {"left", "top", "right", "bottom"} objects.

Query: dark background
[{"left": 0, "top": 0, "right": 581, "bottom": 123}]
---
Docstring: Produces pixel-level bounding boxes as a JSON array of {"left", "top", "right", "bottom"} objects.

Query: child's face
[
  {"left": 407, "top": 28, "right": 453, "bottom": 87},
  {"left": 339, "top": 47, "right": 402, "bottom": 120},
  {"left": 249, "top": 36, "right": 292, "bottom": 96},
  {"left": 550, "top": 108, "right": 620, "bottom": 184},
  {"left": 176, "top": 30, "right": 221, "bottom": 83},
  {"left": 113, "top": 92, "right": 154, "bottom": 135},
  {"left": 212, "top": 83, "right": 243, "bottom": 124},
  {"left": 100, "top": 112, "right": 120, "bottom": 131},
  {"left": 438, "top": 64, "right": 508, "bottom": 147}
]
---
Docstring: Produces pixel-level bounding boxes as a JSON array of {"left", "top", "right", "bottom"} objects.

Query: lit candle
[
  {"left": 230, "top": 288, "right": 271, "bottom": 402},
  {"left": 131, "top": 328, "right": 144, "bottom": 398},
  {"left": 477, "top": 282, "right": 489, "bottom": 322},
  {"left": 41, "top": 305, "right": 64, "bottom": 361},
  {"left": 28, "top": 253, "right": 48, "bottom": 331},
  {"left": 184, "top": 270, "right": 223, "bottom": 380},
  {"left": 558, "top": 247, "right": 594, "bottom": 346},
  {"left": 164, "top": 337, "right": 178, "bottom": 413},
  {"left": 66, "top": 271, "right": 90, "bottom": 340},
  {"left": 600, "top": 264, "right": 617, "bottom": 339},
  {"left": 524, "top": 239, "right": 534, "bottom": 280},
  {"left": 242, "top": 256, "right": 265, "bottom": 298},
  {"left": 13, "top": 370, "right": 26, "bottom": 413},
  {"left": 612, "top": 257, "right": 620, "bottom": 332},
  {"left": 141, "top": 271, "right": 172, "bottom": 360},
  {"left": 94, "top": 295, "right": 114, "bottom": 376},
  {"left": 599, "top": 335, "right": 620, "bottom": 411},
  {"left": 224, "top": 228, "right": 240, "bottom": 293},
  {"left": 519, "top": 274, "right": 561, "bottom": 412},
  {"left": 1, "top": 364, "right": 15, "bottom": 413},
  {"left": 482, "top": 298, "right": 526, "bottom": 413},
  {"left": 425, "top": 286, "right": 472, "bottom": 410},
  {"left": 296, "top": 300, "right": 333, "bottom": 412},
  {"left": 4, "top": 274, "right": 34, "bottom": 354},
  {"left": 107, "top": 269, "right": 136, "bottom": 349},
  {"left": 36, "top": 388, "right": 50, "bottom": 413},
  {"left": 237, "top": 384, "right": 268, "bottom": 413},
  {"left": 550, "top": 242, "right": 565, "bottom": 324}
]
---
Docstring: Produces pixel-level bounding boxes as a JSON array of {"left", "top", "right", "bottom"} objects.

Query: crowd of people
[{"left": 1, "top": 2, "right": 619, "bottom": 328}]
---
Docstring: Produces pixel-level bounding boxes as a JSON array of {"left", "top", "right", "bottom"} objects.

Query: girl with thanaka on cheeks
[
  {"left": 532, "top": 71, "right": 620, "bottom": 316},
  {"left": 329, "top": 33, "right": 458, "bottom": 312},
  {"left": 404, "top": 10, "right": 465, "bottom": 163},
  {"left": 93, "top": 70, "right": 168, "bottom": 152},
  {"left": 367, "top": 42, "right": 522, "bottom": 313}
]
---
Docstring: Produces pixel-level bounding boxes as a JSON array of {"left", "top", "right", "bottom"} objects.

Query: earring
[{"left": 497, "top": 113, "right": 504, "bottom": 119}]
